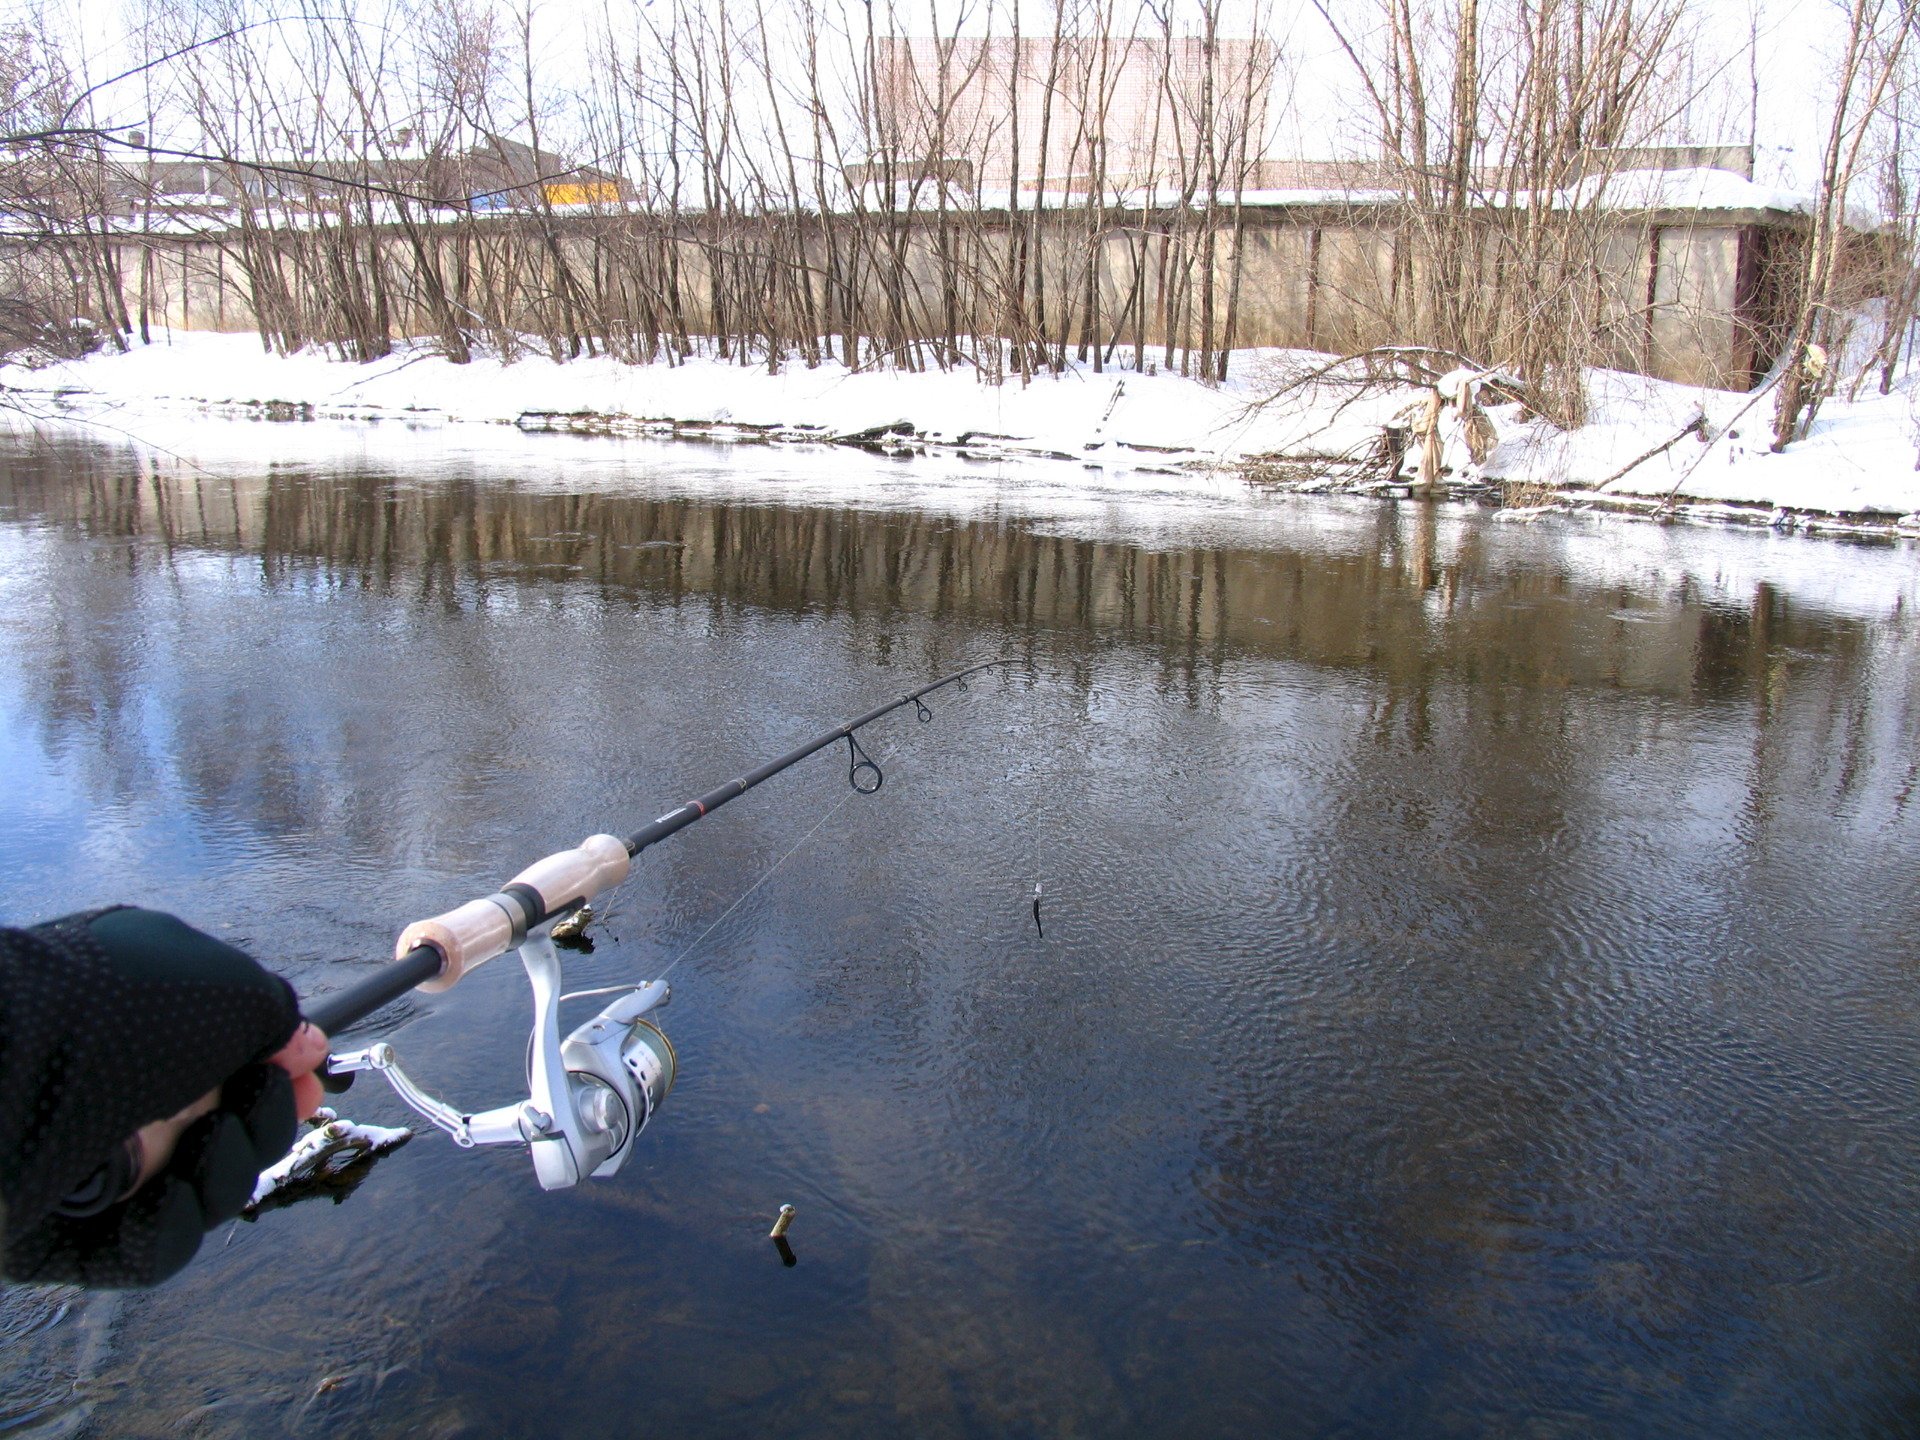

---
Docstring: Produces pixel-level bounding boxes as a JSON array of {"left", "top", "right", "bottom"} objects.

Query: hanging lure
[
  {"left": 1032, "top": 882, "right": 1044, "bottom": 938},
  {"left": 302, "top": 658, "right": 1013, "bottom": 1193}
]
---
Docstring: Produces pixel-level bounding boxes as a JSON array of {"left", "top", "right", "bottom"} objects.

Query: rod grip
[
  {"left": 400, "top": 897, "right": 514, "bottom": 994},
  {"left": 509, "top": 833, "right": 631, "bottom": 917},
  {"left": 396, "top": 835, "right": 632, "bottom": 993},
  {"left": 305, "top": 943, "right": 446, "bottom": 1035}
]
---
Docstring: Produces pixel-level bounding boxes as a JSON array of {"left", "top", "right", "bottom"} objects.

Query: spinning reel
[{"left": 328, "top": 930, "right": 675, "bottom": 1190}]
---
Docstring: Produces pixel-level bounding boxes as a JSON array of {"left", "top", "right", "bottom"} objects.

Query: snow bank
[
  {"left": 3, "top": 328, "right": 1917, "bottom": 531},
  {"left": 0, "top": 331, "right": 1275, "bottom": 470},
  {"left": 1487, "top": 357, "right": 1920, "bottom": 522}
]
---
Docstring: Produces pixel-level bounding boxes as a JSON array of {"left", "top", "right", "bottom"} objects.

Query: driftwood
[
  {"left": 1247, "top": 345, "right": 1528, "bottom": 422},
  {"left": 1658, "top": 378, "right": 1785, "bottom": 512}
]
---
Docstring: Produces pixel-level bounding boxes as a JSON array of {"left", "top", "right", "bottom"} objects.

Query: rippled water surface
[{"left": 2, "top": 424, "right": 1919, "bottom": 1438}]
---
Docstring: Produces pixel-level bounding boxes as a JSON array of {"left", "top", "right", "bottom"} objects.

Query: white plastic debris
[{"left": 248, "top": 1109, "right": 413, "bottom": 1209}]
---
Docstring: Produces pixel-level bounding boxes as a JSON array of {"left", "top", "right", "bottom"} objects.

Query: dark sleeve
[{"left": 0, "top": 907, "right": 300, "bottom": 1252}]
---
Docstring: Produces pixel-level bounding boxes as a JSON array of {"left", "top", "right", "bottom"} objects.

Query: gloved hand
[{"left": 1, "top": 907, "right": 323, "bottom": 1287}]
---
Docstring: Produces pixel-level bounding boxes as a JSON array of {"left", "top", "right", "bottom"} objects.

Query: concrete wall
[
  {"left": 67, "top": 204, "right": 1783, "bottom": 388},
  {"left": 1650, "top": 225, "right": 1745, "bottom": 388}
]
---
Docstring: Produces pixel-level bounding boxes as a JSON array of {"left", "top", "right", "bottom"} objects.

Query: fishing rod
[{"left": 307, "top": 657, "right": 1011, "bottom": 1193}]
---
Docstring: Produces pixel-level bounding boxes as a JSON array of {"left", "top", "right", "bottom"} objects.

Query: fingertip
[{"left": 270, "top": 1022, "right": 329, "bottom": 1076}]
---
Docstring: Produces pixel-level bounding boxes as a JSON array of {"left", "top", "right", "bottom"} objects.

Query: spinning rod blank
[{"left": 306, "top": 659, "right": 1010, "bottom": 1039}]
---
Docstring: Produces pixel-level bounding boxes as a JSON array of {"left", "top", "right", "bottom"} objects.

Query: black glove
[{"left": 1, "top": 908, "right": 304, "bottom": 1287}]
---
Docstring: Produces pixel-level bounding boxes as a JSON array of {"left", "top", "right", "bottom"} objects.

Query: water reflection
[
  {"left": 8, "top": 439, "right": 1912, "bottom": 694},
  {"left": 2, "top": 430, "right": 1919, "bottom": 1438}
]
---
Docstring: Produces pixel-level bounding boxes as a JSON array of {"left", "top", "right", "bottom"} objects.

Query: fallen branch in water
[{"left": 246, "top": 1110, "right": 412, "bottom": 1213}]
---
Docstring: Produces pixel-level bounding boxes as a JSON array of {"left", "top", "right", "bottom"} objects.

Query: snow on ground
[
  {"left": 2, "top": 327, "right": 1918, "bottom": 530},
  {"left": 0, "top": 330, "right": 1273, "bottom": 465},
  {"left": 1487, "top": 359, "right": 1920, "bottom": 520}
]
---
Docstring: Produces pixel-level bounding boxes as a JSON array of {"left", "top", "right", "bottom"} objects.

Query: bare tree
[
  {"left": 1773, "top": 0, "right": 1915, "bottom": 447},
  {"left": 1310, "top": 0, "right": 1698, "bottom": 427}
]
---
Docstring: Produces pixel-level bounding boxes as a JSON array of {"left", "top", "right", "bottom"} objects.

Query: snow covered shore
[{"left": 2, "top": 331, "right": 1916, "bottom": 538}]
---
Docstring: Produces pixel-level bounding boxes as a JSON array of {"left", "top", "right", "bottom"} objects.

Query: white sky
[{"left": 5, "top": 0, "right": 1882, "bottom": 191}]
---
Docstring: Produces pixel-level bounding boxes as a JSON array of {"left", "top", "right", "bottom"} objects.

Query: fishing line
[
  {"left": 307, "top": 658, "right": 1011, "bottom": 1040},
  {"left": 653, "top": 735, "right": 908, "bottom": 985}
]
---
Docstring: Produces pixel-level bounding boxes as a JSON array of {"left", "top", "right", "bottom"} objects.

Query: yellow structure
[{"left": 543, "top": 182, "right": 620, "bottom": 207}]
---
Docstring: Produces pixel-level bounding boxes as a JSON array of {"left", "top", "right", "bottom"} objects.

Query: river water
[{"left": 2, "top": 421, "right": 1918, "bottom": 1438}]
